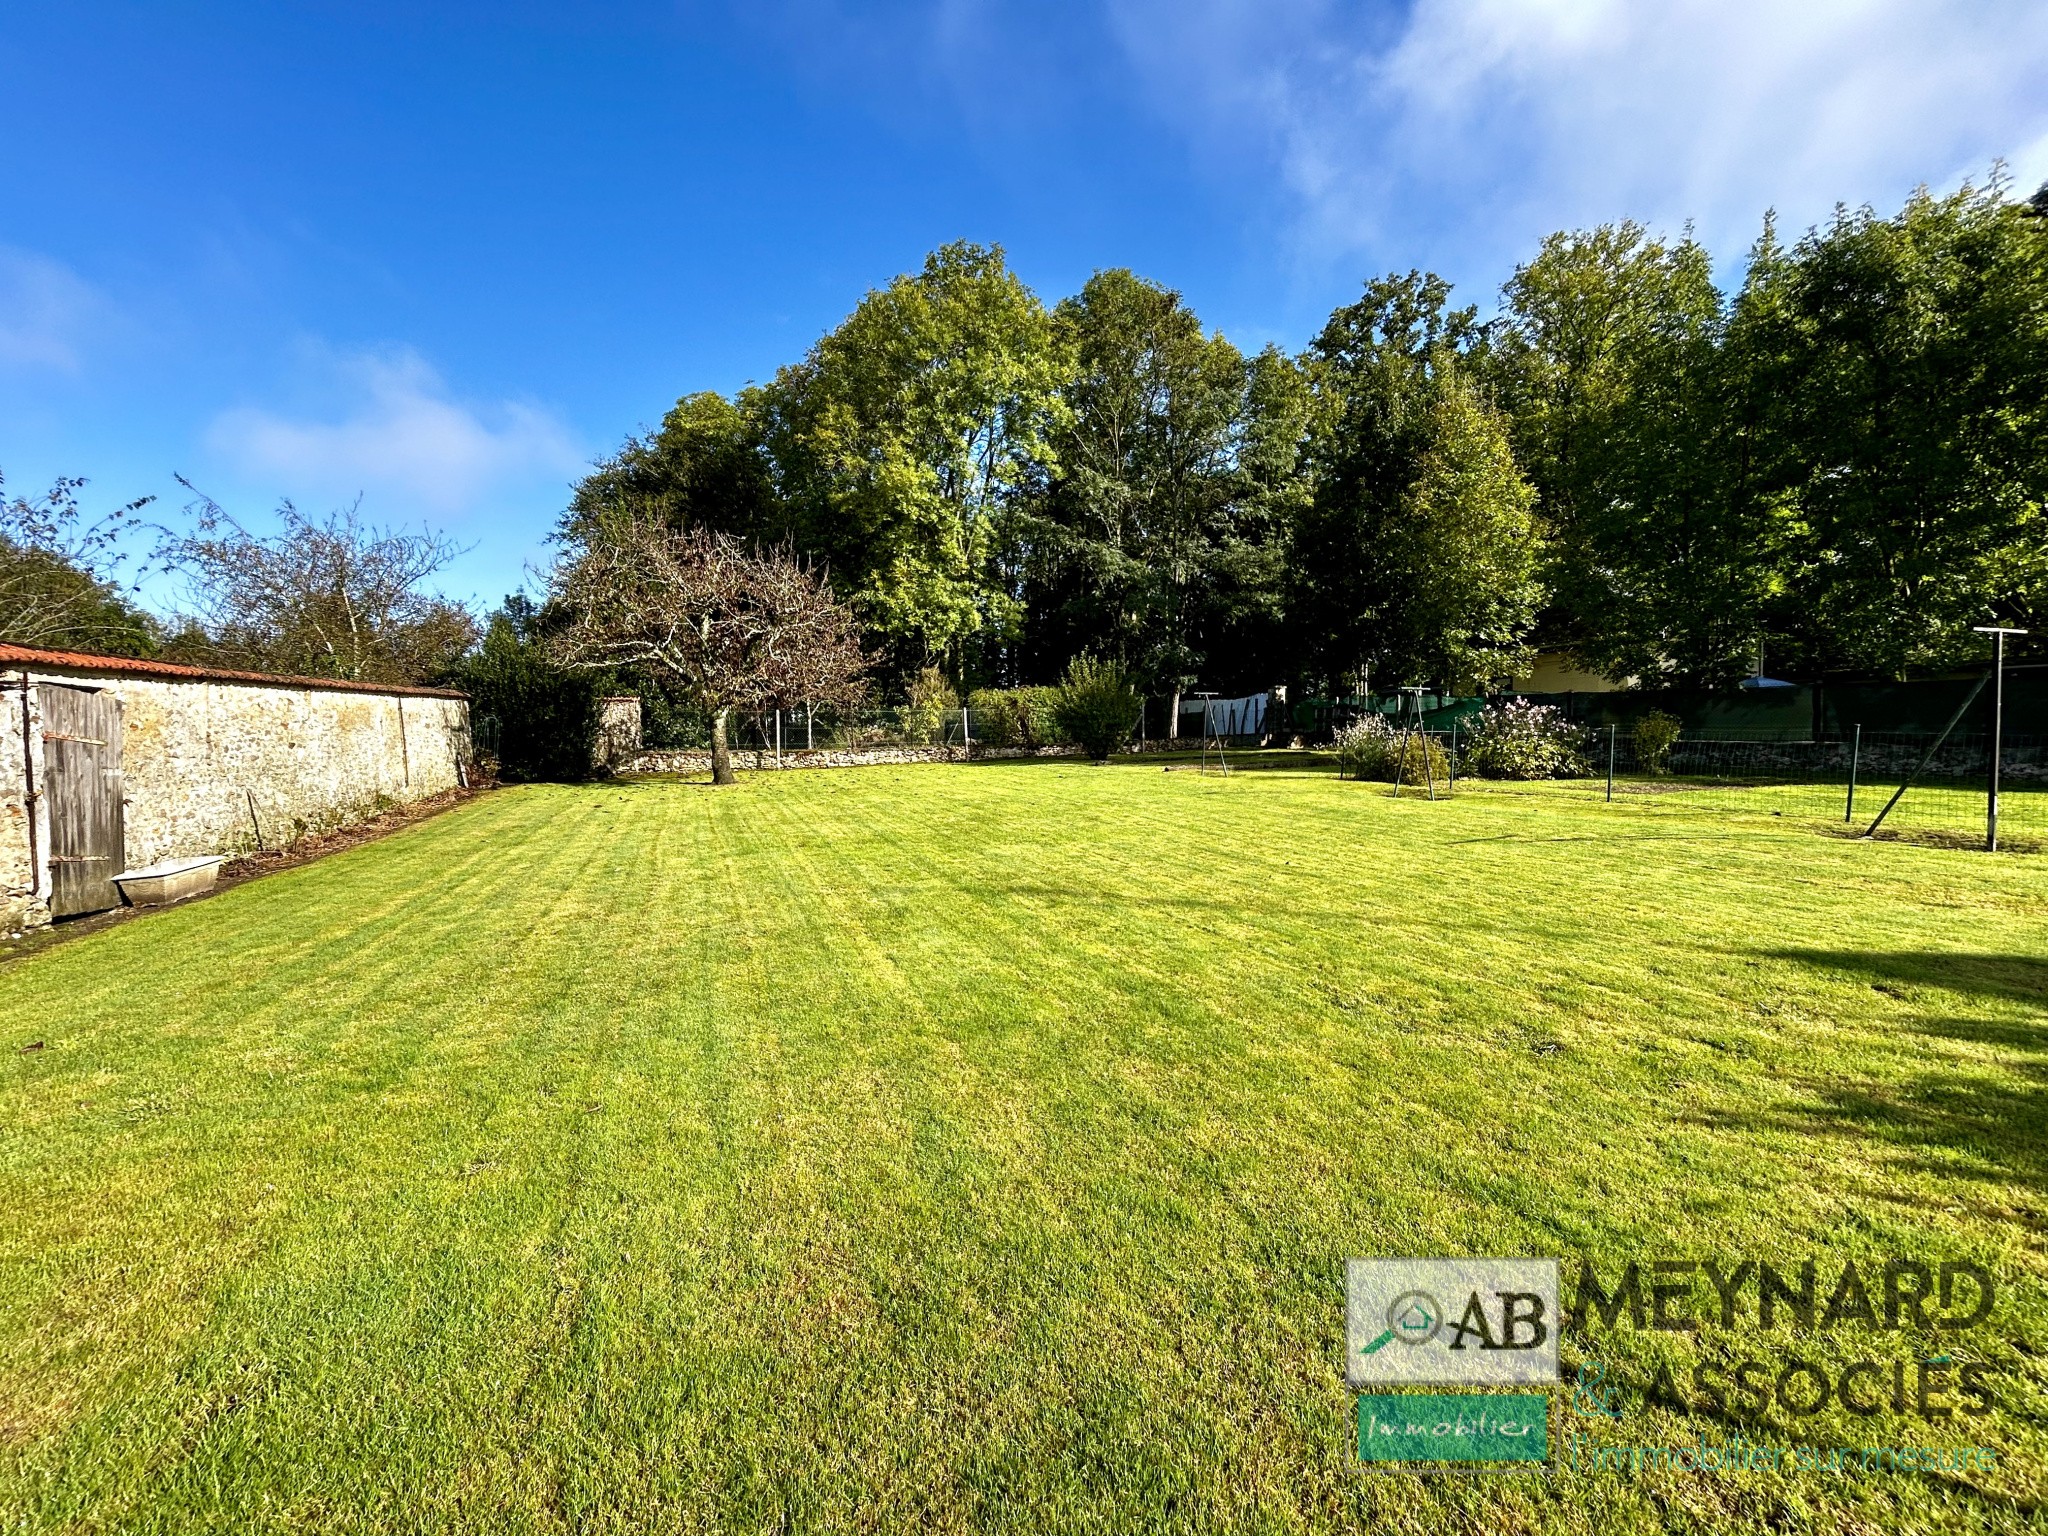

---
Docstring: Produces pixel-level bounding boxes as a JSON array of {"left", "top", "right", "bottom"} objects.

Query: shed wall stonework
[
  {"left": 2, "top": 664, "right": 469, "bottom": 932},
  {"left": 0, "top": 680, "right": 41, "bottom": 932}
]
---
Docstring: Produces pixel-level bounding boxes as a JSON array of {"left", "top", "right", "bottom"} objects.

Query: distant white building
[{"left": 1511, "top": 652, "right": 1628, "bottom": 693}]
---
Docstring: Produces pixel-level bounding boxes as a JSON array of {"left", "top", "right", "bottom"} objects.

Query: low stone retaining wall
[{"left": 622, "top": 743, "right": 1083, "bottom": 774}]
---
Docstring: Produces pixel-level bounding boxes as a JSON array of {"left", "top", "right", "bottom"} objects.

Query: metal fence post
[
  {"left": 775, "top": 709, "right": 782, "bottom": 769},
  {"left": 1988, "top": 631, "right": 2007, "bottom": 851},
  {"left": 1448, "top": 720, "right": 1458, "bottom": 794},
  {"left": 1864, "top": 668, "right": 1992, "bottom": 839},
  {"left": 1606, "top": 724, "right": 1616, "bottom": 802},
  {"left": 1971, "top": 626, "right": 2030, "bottom": 850},
  {"left": 961, "top": 702, "right": 971, "bottom": 757},
  {"left": 807, "top": 702, "right": 814, "bottom": 751},
  {"left": 1844, "top": 723, "right": 1861, "bottom": 823}
]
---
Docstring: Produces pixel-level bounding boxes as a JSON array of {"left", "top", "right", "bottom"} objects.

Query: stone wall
[
  {"left": 595, "top": 696, "right": 643, "bottom": 771},
  {"left": 0, "top": 678, "right": 38, "bottom": 932},
  {"left": 1, "top": 656, "right": 469, "bottom": 932}
]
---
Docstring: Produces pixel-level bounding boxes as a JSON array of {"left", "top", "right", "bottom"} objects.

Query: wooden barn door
[{"left": 41, "top": 685, "right": 126, "bottom": 918}]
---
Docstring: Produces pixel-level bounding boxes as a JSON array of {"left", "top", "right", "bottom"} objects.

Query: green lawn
[{"left": 1, "top": 758, "right": 2043, "bottom": 1534}]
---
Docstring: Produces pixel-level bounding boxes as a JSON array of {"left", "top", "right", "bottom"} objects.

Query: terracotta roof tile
[{"left": 0, "top": 641, "right": 467, "bottom": 700}]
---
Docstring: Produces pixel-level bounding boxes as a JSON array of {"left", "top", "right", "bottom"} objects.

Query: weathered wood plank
[{"left": 42, "top": 685, "right": 125, "bottom": 918}]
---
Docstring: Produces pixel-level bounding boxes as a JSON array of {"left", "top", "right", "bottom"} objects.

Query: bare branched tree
[
  {"left": 158, "top": 478, "right": 478, "bottom": 684},
  {"left": 549, "top": 520, "right": 867, "bottom": 785},
  {"left": 0, "top": 472, "right": 158, "bottom": 654}
]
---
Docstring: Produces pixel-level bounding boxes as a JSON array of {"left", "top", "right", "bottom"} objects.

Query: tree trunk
[
  {"left": 1168, "top": 685, "right": 1182, "bottom": 739},
  {"left": 710, "top": 706, "right": 735, "bottom": 786}
]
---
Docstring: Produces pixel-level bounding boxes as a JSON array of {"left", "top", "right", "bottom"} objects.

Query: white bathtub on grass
[{"left": 113, "top": 856, "right": 227, "bottom": 907}]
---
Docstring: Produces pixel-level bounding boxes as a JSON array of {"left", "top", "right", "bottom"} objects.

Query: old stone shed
[{"left": 2, "top": 642, "right": 470, "bottom": 931}]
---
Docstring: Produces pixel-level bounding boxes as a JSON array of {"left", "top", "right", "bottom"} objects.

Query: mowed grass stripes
[{"left": 1, "top": 759, "right": 2043, "bottom": 1534}]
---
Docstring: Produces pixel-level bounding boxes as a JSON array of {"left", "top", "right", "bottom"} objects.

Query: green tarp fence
[{"left": 1293, "top": 666, "right": 2047, "bottom": 743}]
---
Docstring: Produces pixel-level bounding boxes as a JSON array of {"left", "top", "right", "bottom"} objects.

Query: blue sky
[{"left": 6, "top": 1, "right": 2048, "bottom": 613}]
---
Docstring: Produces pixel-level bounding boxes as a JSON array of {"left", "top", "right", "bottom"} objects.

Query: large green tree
[
  {"left": 1491, "top": 223, "right": 1795, "bottom": 686},
  {"left": 1746, "top": 179, "right": 2048, "bottom": 675},
  {"left": 1206, "top": 344, "right": 1312, "bottom": 693},
  {"left": 1017, "top": 269, "right": 1262, "bottom": 703},
  {"left": 565, "top": 390, "right": 780, "bottom": 546},
  {"left": 1291, "top": 272, "right": 1540, "bottom": 692},
  {"left": 1389, "top": 370, "right": 1544, "bottom": 688},
  {"left": 762, "top": 242, "right": 1069, "bottom": 676},
  {"left": 560, "top": 174, "right": 2048, "bottom": 706}
]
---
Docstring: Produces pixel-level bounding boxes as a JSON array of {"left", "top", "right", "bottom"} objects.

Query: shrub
[
  {"left": 1633, "top": 710, "right": 1682, "bottom": 775},
  {"left": 967, "top": 687, "right": 1022, "bottom": 747},
  {"left": 1459, "top": 699, "right": 1592, "bottom": 780},
  {"left": 1333, "top": 715, "right": 1450, "bottom": 785},
  {"left": 903, "top": 666, "right": 958, "bottom": 744},
  {"left": 962, "top": 686, "right": 1065, "bottom": 748},
  {"left": 1332, "top": 716, "right": 1396, "bottom": 780},
  {"left": 452, "top": 619, "right": 600, "bottom": 782},
  {"left": 636, "top": 671, "right": 709, "bottom": 750},
  {"left": 1017, "top": 685, "right": 1063, "bottom": 747},
  {"left": 1051, "top": 655, "right": 1140, "bottom": 761}
]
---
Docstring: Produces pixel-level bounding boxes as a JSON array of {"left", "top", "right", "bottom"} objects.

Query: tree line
[
  {"left": 6, "top": 173, "right": 2044, "bottom": 737},
  {"left": 568, "top": 173, "right": 2048, "bottom": 703}
]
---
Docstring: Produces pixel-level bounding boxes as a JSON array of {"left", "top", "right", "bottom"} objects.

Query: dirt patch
[
  {"left": 1820, "top": 822, "right": 2036, "bottom": 854},
  {"left": 1614, "top": 779, "right": 1780, "bottom": 796},
  {"left": 216, "top": 786, "right": 480, "bottom": 883},
  {"left": 0, "top": 787, "right": 488, "bottom": 964}
]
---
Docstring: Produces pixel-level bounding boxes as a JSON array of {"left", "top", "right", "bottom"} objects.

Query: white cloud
[
  {"left": 205, "top": 347, "right": 583, "bottom": 515},
  {"left": 0, "top": 247, "right": 108, "bottom": 373},
  {"left": 1110, "top": 0, "right": 2048, "bottom": 274},
  {"left": 2011, "top": 126, "right": 2048, "bottom": 198}
]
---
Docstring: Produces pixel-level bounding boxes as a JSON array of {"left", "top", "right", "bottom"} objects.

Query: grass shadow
[
  {"left": 1692, "top": 1070, "right": 2047, "bottom": 1194},
  {"left": 1763, "top": 949, "right": 2048, "bottom": 1011},
  {"left": 1697, "top": 949, "right": 2048, "bottom": 1195}
]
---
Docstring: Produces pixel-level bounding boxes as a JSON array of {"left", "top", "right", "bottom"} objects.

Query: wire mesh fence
[
  {"left": 710, "top": 706, "right": 1003, "bottom": 754},
  {"left": 1408, "top": 725, "right": 2048, "bottom": 852},
  {"left": 634, "top": 696, "right": 2042, "bottom": 851},
  {"left": 656, "top": 705, "right": 1224, "bottom": 755}
]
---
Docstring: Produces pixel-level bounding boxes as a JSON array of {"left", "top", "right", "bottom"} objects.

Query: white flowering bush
[
  {"left": 1333, "top": 716, "right": 1390, "bottom": 779},
  {"left": 1459, "top": 699, "right": 1593, "bottom": 779},
  {"left": 1333, "top": 715, "right": 1449, "bottom": 784}
]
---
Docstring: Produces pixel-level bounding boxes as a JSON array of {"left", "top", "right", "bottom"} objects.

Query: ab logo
[{"left": 1348, "top": 1260, "right": 1561, "bottom": 1386}]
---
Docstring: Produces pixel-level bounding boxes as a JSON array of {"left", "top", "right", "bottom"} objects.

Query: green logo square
[{"left": 1356, "top": 1393, "right": 1549, "bottom": 1463}]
